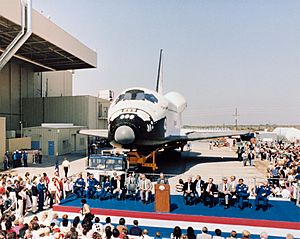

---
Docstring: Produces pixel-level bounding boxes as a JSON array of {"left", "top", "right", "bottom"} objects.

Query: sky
[{"left": 32, "top": 0, "right": 300, "bottom": 126}]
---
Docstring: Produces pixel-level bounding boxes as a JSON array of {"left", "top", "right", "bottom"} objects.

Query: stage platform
[{"left": 53, "top": 195, "right": 300, "bottom": 239}]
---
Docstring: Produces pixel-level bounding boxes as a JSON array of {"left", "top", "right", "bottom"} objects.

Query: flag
[
  {"left": 54, "top": 159, "right": 59, "bottom": 177},
  {"left": 53, "top": 176, "right": 62, "bottom": 204},
  {"left": 53, "top": 159, "right": 61, "bottom": 204}
]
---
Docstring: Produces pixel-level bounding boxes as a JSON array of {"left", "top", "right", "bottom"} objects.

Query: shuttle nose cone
[{"left": 114, "top": 125, "right": 135, "bottom": 144}]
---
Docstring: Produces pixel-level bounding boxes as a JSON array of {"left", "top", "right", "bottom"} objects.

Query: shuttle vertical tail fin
[{"left": 156, "top": 49, "right": 163, "bottom": 94}]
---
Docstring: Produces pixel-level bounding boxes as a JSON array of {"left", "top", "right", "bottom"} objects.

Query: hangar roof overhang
[{"left": 0, "top": 0, "right": 97, "bottom": 72}]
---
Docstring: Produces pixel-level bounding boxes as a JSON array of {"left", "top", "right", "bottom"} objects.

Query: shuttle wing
[
  {"left": 185, "top": 130, "right": 250, "bottom": 141},
  {"left": 155, "top": 130, "right": 249, "bottom": 146},
  {"left": 78, "top": 129, "right": 108, "bottom": 138}
]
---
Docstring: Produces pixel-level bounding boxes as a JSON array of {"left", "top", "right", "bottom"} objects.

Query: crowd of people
[
  {"left": 0, "top": 167, "right": 295, "bottom": 227},
  {"left": 0, "top": 139, "right": 298, "bottom": 238},
  {"left": 3, "top": 150, "right": 42, "bottom": 170},
  {"left": 72, "top": 172, "right": 168, "bottom": 205},
  {"left": 0, "top": 209, "right": 296, "bottom": 239},
  {"left": 175, "top": 175, "right": 276, "bottom": 211},
  {"left": 236, "top": 140, "right": 300, "bottom": 200}
]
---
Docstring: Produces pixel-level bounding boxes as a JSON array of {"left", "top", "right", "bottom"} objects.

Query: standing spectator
[
  {"left": 22, "top": 150, "right": 28, "bottom": 167},
  {"left": 242, "top": 151, "right": 248, "bottom": 166},
  {"left": 286, "top": 234, "right": 294, "bottom": 239},
  {"left": 73, "top": 215, "right": 83, "bottom": 235},
  {"left": 226, "top": 231, "right": 237, "bottom": 239},
  {"left": 155, "top": 232, "right": 162, "bottom": 239},
  {"left": 37, "top": 177, "right": 46, "bottom": 212},
  {"left": 62, "top": 158, "right": 70, "bottom": 178},
  {"left": 157, "top": 173, "right": 169, "bottom": 184},
  {"left": 209, "top": 141, "right": 213, "bottom": 150},
  {"left": 31, "top": 180, "right": 38, "bottom": 214},
  {"left": 260, "top": 232, "right": 268, "bottom": 239},
  {"left": 236, "top": 147, "right": 243, "bottom": 161},
  {"left": 16, "top": 150, "right": 22, "bottom": 167},
  {"left": 241, "top": 230, "right": 250, "bottom": 239},
  {"left": 92, "top": 217, "right": 103, "bottom": 234},
  {"left": 48, "top": 178, "right": 59, "bottom": 208},
  {"left": 51, "top": 213, "right": 60, "bottom": 227},
  {"left": 187, "top": 227, "right": 196, "bottom": 239},
  {"left": 196, "top": 227, "right": 212, "bottom": 239},
  {"left": 248, "top": 151, "right": 255, "bottom": 166},
  {"left": 116, "top": 218, "right": 127, "bottom": 234},
  {"left": 80, "top": 199, "right": 91, "bottom": 218},
  {"left": 17, "top": 186, "right": 27, "bottom": 216},
  {"left": 103, "top": 217, "right": 114, "bottom": 230},
  {"left": 3, "top": 152, "right": 9, "bottom": 170},
  {"left": 12, "top": 151, "right": 17, "bottom": 168},
  {"left": 171, "top": 226, "right": 182, "bottom": 239},
  {"left": 60, "top": 214, "right": 71, "bottom": 235},
  {"left": 38, "top": 149, "right": 42, "bottom": 164},
  {"left": 129, "top": 220, "right": 142, "bottom": 236},
  {"left": 112, "top": 228, "right": 120, "bottom": 239},
  {"left": 33, "top": 150, "right": 37, "bottom": 164},
  {"left": 212, "top": 229, "right": 224, "bottom": 239}
]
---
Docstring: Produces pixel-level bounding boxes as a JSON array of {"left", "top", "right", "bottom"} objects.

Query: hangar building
[{"left": 0, "top": 0, "right": 102, "bottom": 157}]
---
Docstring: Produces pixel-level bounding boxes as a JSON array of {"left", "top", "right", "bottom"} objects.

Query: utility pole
[{"left": 233, "top": 108, "right": 239, "bottom": 130}]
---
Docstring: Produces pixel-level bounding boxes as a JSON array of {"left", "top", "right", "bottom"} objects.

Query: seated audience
[
  {"left": 194, "top": 175, "right": 204, "bottom": 202},
  {"left": 183, "top": 177, "right": 196, "bottom": 205},
  {"left": 138, "top": 174, "right": 153, "bottom": 204},
  {"left": 125, "top": 173, "right": 137, "bottom": 198},
  {"left": 201, "top": 178, "right": 218, "bottom": 208},
  {"left": 255, "top": 181, "right": 271, "bottom": 211},
  {"left": 218, "top": 177, "right": 232, "bottom": 209},
  {"left": 236, "top": 178, "right": 250, "bottom": 210}
]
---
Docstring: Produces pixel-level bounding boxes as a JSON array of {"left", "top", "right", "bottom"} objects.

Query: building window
[
  {"left": 80, "top": 138, "right": 84, "bottom": 146},
  {"left": 103, "top": 107, "right": 108, "bottom": 117},
  {"left": 98, "top": 103, "right": 103, "bottom": 117}
]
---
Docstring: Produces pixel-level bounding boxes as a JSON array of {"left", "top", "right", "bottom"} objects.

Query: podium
[{"left": 155, "top": 184, "right": 170, "bottom": 212}]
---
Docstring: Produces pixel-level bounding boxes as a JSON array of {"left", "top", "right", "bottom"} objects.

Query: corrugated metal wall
[
  {"left": 24, "top": 126, "right": 87, "bottom": 155},
  {"left": 0, "top": 61, "right": 35, "bottom": 131},
  {"left": 23, "top": 96, "right": 110, "bottom": 129}
]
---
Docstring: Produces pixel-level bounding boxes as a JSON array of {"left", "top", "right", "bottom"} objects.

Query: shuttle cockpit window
[
  {"left": 115, "top": 90, "right": 158, "bottom": 104},
  {"left": 115, "top": 94, "right": 125, "bottom": 104},
  {"left": 145, "top": 93, "right": 158, "bottom": 103}
]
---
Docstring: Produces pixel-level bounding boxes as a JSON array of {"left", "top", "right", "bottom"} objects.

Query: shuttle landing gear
[{"left": 127, "top": 150, "right": 159, "bottom": 172}]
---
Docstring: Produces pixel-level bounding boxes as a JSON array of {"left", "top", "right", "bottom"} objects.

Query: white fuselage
[{"left": 107, "top": 87, "right": 187, "bottom": 149}]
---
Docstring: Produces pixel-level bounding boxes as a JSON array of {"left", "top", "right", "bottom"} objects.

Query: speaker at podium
[{"left": 154, "top": 184, "right": 170, "bottom": 212}]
